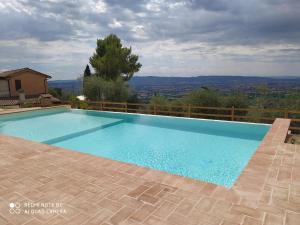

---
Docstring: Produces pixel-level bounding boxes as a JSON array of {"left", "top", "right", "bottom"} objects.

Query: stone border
[{"left": 0, "top": 105, "right": 71, "bottom": 115}]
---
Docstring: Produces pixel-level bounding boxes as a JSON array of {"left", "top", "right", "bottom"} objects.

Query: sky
[{"left": 0, "top": 0, "right": 300, "bottom": 80}]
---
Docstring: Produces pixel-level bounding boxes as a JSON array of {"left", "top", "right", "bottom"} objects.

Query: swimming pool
[{"left": 0, "top": 107, "right": 270, "bottom": 187}]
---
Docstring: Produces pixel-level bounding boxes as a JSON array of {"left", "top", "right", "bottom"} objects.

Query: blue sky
[{"left": 0, "top": 0, "right": 300, "bottom": 79}]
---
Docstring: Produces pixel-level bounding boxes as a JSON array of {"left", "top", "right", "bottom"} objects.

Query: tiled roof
[{"left": 0, "top": 67, "right": 51, "bottom": 78}]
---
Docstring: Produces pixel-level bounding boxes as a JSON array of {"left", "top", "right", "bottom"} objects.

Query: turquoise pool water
[{"left": 0, "top": 108, "right": 270, "bottom": 187}]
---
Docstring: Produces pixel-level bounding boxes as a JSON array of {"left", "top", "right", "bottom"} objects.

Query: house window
[{"left": 15, "top": 80, "right": 22, "bottom": 91}]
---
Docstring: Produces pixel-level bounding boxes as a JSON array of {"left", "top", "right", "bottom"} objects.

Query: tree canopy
[
  {"left": 83, "top": 76, "right": 129, "bottom": 102},
  {"left": 182, "top": 88, "right": 221, "bottom": 107},
  {"left": 89, "top": 34, "right": 142, "bottom": 81}
]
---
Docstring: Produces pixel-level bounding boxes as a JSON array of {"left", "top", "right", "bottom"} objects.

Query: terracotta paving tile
[
  {"left": 86, "top": 191, "right": 111, "bottom": 204},
  {"left": 215, "top": 210, "right": 245, "bottom": 224},
  {"left": 174, "top": 178, "right": 206, "bottom": 193},
  {"left": 107, "top": 187, "right": 131, "bottom": 201},
  {"left": 144, "top": 184, "right": 164, "bottom": 196},
  {"left": 231, "top": 205, "right": 264, "bottom": 219},
  {"left": 259, "top": 190, "right": 271, "bottom": 204},
  {"left": 129, "top": 204, "right": 156, "bottom": 222},
  {"left": 1, "top": 191, "right": 26, "bottom": 203},
  {"left": 110, "top": 206, "right": 136, "bottom": 225},
  {"left": 221, "top": 220, "right": 240, "bottom": 225},
  {"left": 119, "top": 196, "right": 144, "bottom": 209},
  {"left": 22, "top": 189, "right": 45, "bottom": 202},
  {"left": 195, "top": 212, "right": 223, "bottom": 225},
  {"left": 70, "top": 200, "right": 101, "bottom": 216},
  {"left": 59, "top": 204, "right": 81, "bottom": 220},
  {"left": 291, "top": 184, "right": 300, "bottom": 195},
  {"left": 144, "top": 216, "right": 169, "bottom": 225},
  {"left": 272, "top": 187, "right": 289, "bottom": 201},
  {"left": 120, "top": 218, "right": 144, "bottom": 225},
  {"left": 127, "top": 185, "right": 149, "bottom": 198},
  {"left": 62, "top": 213, "right": 90, "bottom": 225},
  {"left": 32, "top": 175, "right": 53, "bottom": 184},
  {"left": 83, "top": 209, "right": 112, "bottom": 225},
  {"left": 174, "top": 198, "right": 198, "bottom": 215},
  {"left": 277, "top": 166, "right": 292, "bottom": 183},
  {"left": 263, "top": 213, "right": 283, "bottom": 225},
  {"left": 116, "top": 178, "right": 141, "bottom": 190},
  {"left": 133, "top": 167, "right": 151, "bottom": 177},
  {"left": 44, "top": 215, "right": 68, "bottom": 225},
  {"left": 60, "top": 184, "right": 83, "bottom": 196},
  {"left": 211, "top": 200, "right": 232, "bottom": 214},
  {"left": 68, "top": 191, "right": 95, "bottom": 205},
  {"left": 173, "top": 189, "right": 201, "bottom": 201},
  {"left": 271, "top": 198, "right": 300, "bottom": 213},
  {"left": 138, "top": 193, "right": 159, "bottom": 205},
  {"left": 167, "top": 212, "right": 197, "bottom": 225},
  {"left": 160, "top": 192, "right": 183, "bottom": 204},
  {"left": 257, "top": 203, "right": 284, "bottom": 217},
  {"left": 195, "top": 197, "right": 216, "bottom": 212},
  {"left": 0, "top": 215, "right": 10, "bottom": 225},
  {"left": 285, "top": 211, "right": 300, "bottom": 225},
  {"left": 152, "top": 200, "right": 176, "bottom": 218},
  {"left": 0, "top": 200, "right": 34, "bottom": 225},
  {"left": 199, "top": 183, "right": 218, "bottom": 196},
  {"left": 23, "top": 218, "right": 44, "bottom": 225},
  {"left": 160, "top": 184, "right": 177, "bottom": 193},
  {"left": 242, "top": 216, "right": 262, "bottom": 225},
  {"left": 0, "top": 118, "right": 296, "bottom": 225},
  {"left": 98, "top": 198, "right": 124, "bottom": 213},
  {"left": 289, "top": 194, "right": 300, "bottom": 204}
]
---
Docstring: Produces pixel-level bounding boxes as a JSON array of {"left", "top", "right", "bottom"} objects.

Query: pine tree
[
  {"left": 83, "top": 64, "right": 91, "bottom": 77},
  {"left": 89, "top": 34, "right": 141, "bottom": 81}
]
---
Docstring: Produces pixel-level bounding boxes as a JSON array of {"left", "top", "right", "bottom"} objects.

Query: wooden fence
[{"left": 71, "top": 101, "right": 300, "bottom": 133}]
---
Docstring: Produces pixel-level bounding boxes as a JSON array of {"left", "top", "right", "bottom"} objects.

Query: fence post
[
  {"left": 125, "top": 102, "right": 128, "bottom": 112},
  {"left": 188, "top": 104, "right": 191, "bottom": 117},
  {"left": 284, "top": 109, "right": 288, "bottom": 118},
  {"left": 154, "top": 104, "right": 157, "bottom": 115},
  {"left": 100, "top": 102, "right": 103, "bottom": 111},
  {"left": 231, "top": 106, "right": 235, "bottom": 121}
]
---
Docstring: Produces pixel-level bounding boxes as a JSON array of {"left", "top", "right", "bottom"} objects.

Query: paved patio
[
  {"left": 0, "top": 106, "right": 70, "bottom": 115},
  {"left": 0, "top": 118, "right": 299, "bottom": 225}
]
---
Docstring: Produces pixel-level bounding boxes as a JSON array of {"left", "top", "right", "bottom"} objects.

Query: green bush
[
  {"left": 79, "top": 101, "right": 89, "bottom": 109},
  {"left": 83, "top": 76, "right": 129, "bottom": 102},
  {"left": 48, "top": 87, "right": 62, "bottom": 98},
  {"left": 182, "top": 89, "right": 221, "bottom": 107},
  {"left": 149, "top": 95, "right": 170, "bottom": 112},
  {"left": 69, "top": 95, "right": 80, "bottom": 108},
  {"left": 22, "top": 102, "right": 34, "bottom": 108}
]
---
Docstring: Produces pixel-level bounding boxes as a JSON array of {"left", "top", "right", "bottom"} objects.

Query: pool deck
[
  {"left": 0, "top": 106, "right": 70, "bottom": 115},
  {"left": 0, "top": 118, "right": 299, "bottom": 225}
]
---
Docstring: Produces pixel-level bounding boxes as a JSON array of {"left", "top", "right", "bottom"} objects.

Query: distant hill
[
  {"left": 49, "top": 80, "right": 82, "bottom": 94},
  {"left": 49, "top": 76, "right": 300, "bottom": 101}
]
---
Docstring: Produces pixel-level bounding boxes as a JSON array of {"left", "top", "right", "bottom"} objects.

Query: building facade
[{"left": 0, "top": 68, "right": 51, "bottom": 98}]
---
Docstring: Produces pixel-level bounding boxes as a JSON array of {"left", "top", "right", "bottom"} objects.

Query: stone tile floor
[
  {"left": 0, "top": 118, "right": 299, "bottom": 225},
  {"left": 0, "top": 106, "right": 70, "bottom": 115}
]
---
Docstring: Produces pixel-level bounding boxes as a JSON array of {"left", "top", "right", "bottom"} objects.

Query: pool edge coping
[
  {"left": 72, "top": 108, "right": 272, "bottom": 127},
  {"left": 0, "top": 105, "right": 71, "bottom": 116}
]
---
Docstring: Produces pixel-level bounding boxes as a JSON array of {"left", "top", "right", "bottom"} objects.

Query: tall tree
[
  {"left": 89, "top": 34, "right": 142, "bottom": 81},
  {"left": 83, "top": 64, "right": 91, "bottom": 77}
]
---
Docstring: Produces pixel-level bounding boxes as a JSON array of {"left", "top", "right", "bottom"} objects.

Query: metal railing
[{"left": 70, "top": 101, "right": 300, "bottom": 133}]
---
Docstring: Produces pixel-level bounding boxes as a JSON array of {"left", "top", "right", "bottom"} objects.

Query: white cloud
[
  {"left": 108, "top": 19, "right": 122, "bottom": 28},
  {"left": 94, "top": 0, "right": 107, "bottom": 13},
  {"left": 0, "top": 0, "right": 299, "bottom": 78}
]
